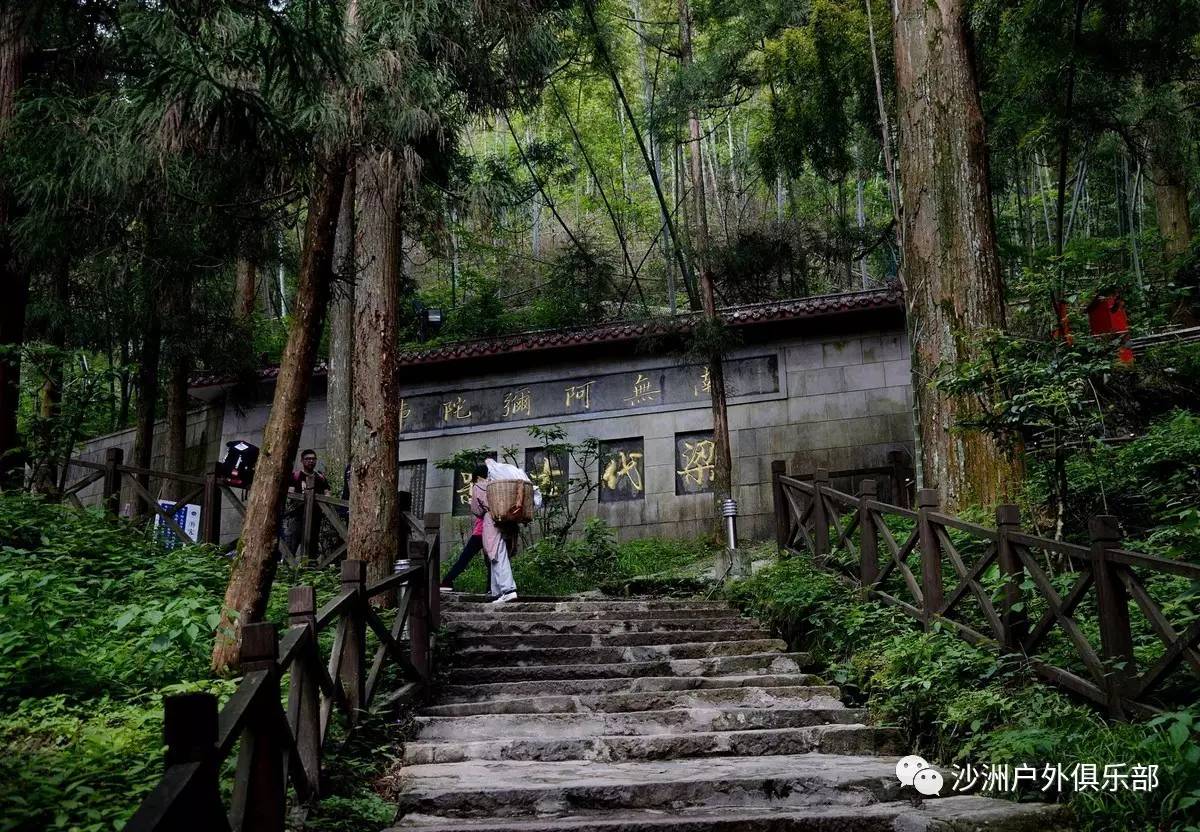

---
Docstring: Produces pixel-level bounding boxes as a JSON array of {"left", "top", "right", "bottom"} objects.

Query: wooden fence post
[
  {"left": 339, "top": 560, "right": 367, "bottom": 721},
  {"left": 301, "top": 479, "right": 317, "bottom": 565},
  {"left": 996, "top": 504, "right": 1027, "bottom": 653},
  {"left": 409, "top": 538, "right": 431, "bottom": 683},
  {"left": 424, "top": 513, "right": 441, "bottom": 631},
  {"left": 917, "top": 488, "right": 944, "bottom": 627},
  {"left": 1090, "top": 515, "right": 1134, "bottom": 715},
  {"left": 202, "top": 464, "right": 222, "bottom": 546},
  {"left": 858, "top": 479, "right": 878, "bottom": 585},
  {"left": 287, "top": 586, "right": 320, "bottom": 799},
  {"left": 771, "top": 460, "right": 788, "bottom": 550},
  {"left": 102, "top": 447, "right": 123, "bottom": 516},
  {"left": 231, "top": 623, "right": 286, "bottom": 832},
  {"left": 151, "top": 693, "right": 226, "bottom": 831},
  {"left": 812, "top": 468, "right": 830, "bottom": 557}
]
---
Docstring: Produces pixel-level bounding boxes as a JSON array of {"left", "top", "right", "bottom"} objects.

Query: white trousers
[{"left": 489, "top": 537, "right": 516, "bottom": 596}]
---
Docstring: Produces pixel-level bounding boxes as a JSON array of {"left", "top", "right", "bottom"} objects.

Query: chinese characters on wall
[
  {"left": 675, "top": 431, "right": 716, "bottom": 495},
  {"left": 401, "top": 355, "right": 778, "bottom": 436},
  {"left": 525, "top": 447, "right": 569, "bottom": 510},
  {"left": 450, "top": 452, "right": 497, "bottom": 517},
  {"left": 598, "top": 438, "right": 645, "bottom": 503},
  {"left": 442, "top": 431, "right": 730, "bottom": 512}
]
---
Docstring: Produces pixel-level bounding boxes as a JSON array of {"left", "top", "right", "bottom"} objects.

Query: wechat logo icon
[{"left": 896, "top": 754, "right": 943, "bottom": 796}]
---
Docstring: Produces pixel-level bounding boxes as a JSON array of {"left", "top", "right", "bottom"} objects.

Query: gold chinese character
[
  {"left": 535, "top": 455, "right": 564, "bottom": 498},
  {"left": 441, "top": 396, "right": 471, "bottom": 422},
  {"left": 503, "top": 387, "right": 533, "bottom": 418},
  {"left": 399, "top": 398, "right": 412, "bottom": 432},
  {"left": 456, "top": 470, "right": 473, "bottom": 506},
  {"left": 694, "top": 366, "right": 711, "bottom": 397},
  {"left": 677, "top": 439, "right": 715, "bottom": 487},
  {"left": 602, "top": 451, "right": 644, "bottom": 493},
  {"left": 624, "top": 373, "right": 660, "bottom": 406},
  {"left": 565, "top": 381, "right": 594, "bottom": 410}
]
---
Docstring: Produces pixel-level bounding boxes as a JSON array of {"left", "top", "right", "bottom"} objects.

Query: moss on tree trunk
[
  {"left": 211, "top": 154, "right": 347, "bottom": 674},
  {"left": 893, "top": 0, "right": 1023, "bottom": 509}
]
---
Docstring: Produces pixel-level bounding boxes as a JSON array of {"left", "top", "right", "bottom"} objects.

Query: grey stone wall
[
  {"left": 395, "top": 328, "right": 914, "bottom": 548},
  {"left": 127, "top": 325, "right": 915, "bottom": 546},
  {"left": 70, "top": 405, "right": 225, "bottom": 512}
]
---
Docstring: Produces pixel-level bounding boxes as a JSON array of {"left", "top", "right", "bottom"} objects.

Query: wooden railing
[
  {"left": 56, "top": 448, "right": 414, "bottom": 568},
  {"left": 771, "top": 461, "right": 1200, "bottom": 718},
  {"left": 124, "top": 521, "right": 442, "bottom": 831}
]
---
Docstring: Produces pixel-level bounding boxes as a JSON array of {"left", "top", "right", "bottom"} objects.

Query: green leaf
[{"left": 113, "top": 609, "right": 138, "bottom": 632}]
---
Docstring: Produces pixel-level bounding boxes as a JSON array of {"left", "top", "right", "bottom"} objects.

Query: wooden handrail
[
  {"left": 117, "top": 463, "right": 208, "bottom": 485},
  {"left": 124, "top": 555, "right": 438, "bottom": 832},
  {"left": 1107, "top": 546, "right": 1200, "bottom": 579},
  {"left": 770, "top": 458, "right": 1200, "bottom": 719},
  {"left": 57, "top": 453, "right": 438, "bottom": 575},
  {"left": 1006, "top": 531, "right": 1090, "bottom": 560},
  {"left": 277, "top": 626, "right": 310, "bottom": 670},
  {"left": 367, "top": 563, "right": 423, "bottom": 597},
  {"left": 314, "top": 589, "right": 357, "bottom": 632}
]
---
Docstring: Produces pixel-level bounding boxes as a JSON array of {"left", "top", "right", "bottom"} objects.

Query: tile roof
[{"left": 189, "top": 285, "right": 901, "bottom": 389}]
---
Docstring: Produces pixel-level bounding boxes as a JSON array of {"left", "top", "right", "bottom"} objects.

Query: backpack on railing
[{"left": 217, "top": 440, "right": 259, "bottom": 488}]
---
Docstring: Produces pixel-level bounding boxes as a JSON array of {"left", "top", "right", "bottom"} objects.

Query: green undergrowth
[
  {"left": 297, "top": 710, "right": 411, "bottom": 832},
  {"left": 441, "top": 517, "right": 715, "bottom": 597},
  {"left": 0, "top": 492, "right": 343, "bottom": 832},
  {"left": 725, "top": 545, "right": 1200, "bottom": 831}
]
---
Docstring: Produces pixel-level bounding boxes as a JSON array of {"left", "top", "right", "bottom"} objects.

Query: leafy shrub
[
  {"left": 1062, "top": 410, "right": 1200, "bottom": 539},
  {"left": 0, "top": 494, "right": 230, "bottom": 702},
  {"left": 0, "top": 493, "right": 344, "bottom": 831},
  {"left": 726, "top": 548, "right": 1200, "bottom": 831},
  {"left": 444, "top": 519, "right": 714, "bottom": 597}
]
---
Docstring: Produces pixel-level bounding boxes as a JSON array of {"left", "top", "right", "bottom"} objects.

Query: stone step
[
  {"left": 445, "top": 599, "right": 733, "bottom": 614},
  {"left": 442, "top": 608, "right": 735, "bottom": 623},
  {"left": 446, "top": 652, "right": 809, "bottom": 685},
  {"left": 451, "top": 639, "right": 789, "bottom": 668},
  {"left": 394, "top": 753, "right": 905, "bottom": 819},
  {"left": 391, "top": 796, "right": 1072, "bottom": 831},
  {"left": 414, "top": 704, "right": 864, "bottom": 742},
  {"left": 451, "top": 628, "right": 774, "bottom": 651},
  {"left": 443, "top": 616, "right": 761, "bottom": 636},
  {"left": 442, "top": 593, "right": 572, "bottom": 603},
  {"left": 437, "top": 673, "right": 827, "bottom": 704},
  {"left": 421, "top": 684, "right": 843, "bottom": 716},
  {"left": 403, "top": 724, "right": 901, "bottom": 765}
]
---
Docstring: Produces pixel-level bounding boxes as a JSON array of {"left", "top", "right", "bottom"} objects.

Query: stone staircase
[{"left": 389, "top": 596, "right": 1071, "bottom": 831}]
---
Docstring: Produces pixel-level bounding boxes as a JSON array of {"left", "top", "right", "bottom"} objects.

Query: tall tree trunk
[
  {"left": 348, "top": 150, "right": 401, "bottom": 600},
  {"left": 162, "top": 277, "right": 194, "bottom": 501},
  {"left": 32, "top": 259, "right": 70, "bottom": 493},
  {"left": 894, "top": 0, "right": 1023, "bottom": 509},
  {"left": 1151, "top": 166, "right": 1191, "bottom": 258},
  {"left": 865, "top": 0, "right": 900, "bottom": 224},
  {"left": 1149, "top": 126, "right": 1193, "bottom": 324},
  {"left": 163, "top": 356, "right": 190, "bottom": 500},
  {"left": 679, "top": 0, "right": 733, "bottom": 515},
  {"left": 856, "top": 169, "right": 869, "bottom": 287},
  {"left": 235, "top": 255, "right": 258, "bottom": 322},
  {"left": 0, "top": 5, "right": 29, "bottom": 485},
  {"left": 132, "top": 298, "right": 162, "bottom": 517},
  {"left": 327, "top": 167, "right": 356, "bottom": 486},
  {"left": 212, "top": 155, "right": 347, "bottom": 674}
]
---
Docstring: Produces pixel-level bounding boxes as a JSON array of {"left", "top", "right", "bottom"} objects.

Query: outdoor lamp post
[
  {"left": 716, "top": 497, "right": 749, "bottom": 580},
  {"left": 722, "top": 498, "right": 738, "bottom": 550}
]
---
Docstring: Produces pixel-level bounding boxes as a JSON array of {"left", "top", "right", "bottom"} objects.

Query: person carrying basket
[{"left": 470, "top": 464, "right": 519, "bottom": 604}]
